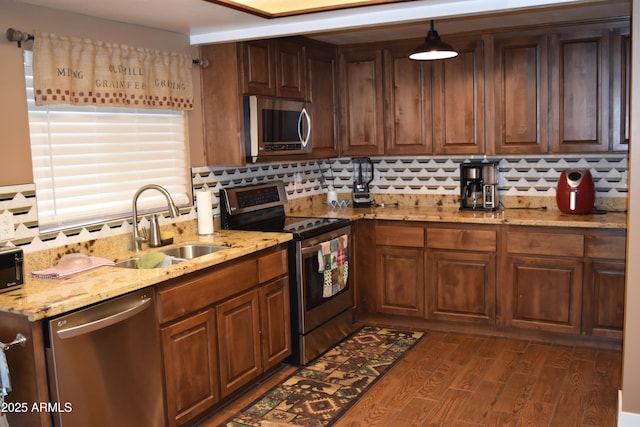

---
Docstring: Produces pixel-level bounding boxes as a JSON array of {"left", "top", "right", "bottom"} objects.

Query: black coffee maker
[
  {"left": 460, "top": 161, "right": 499, "bottom": 210},
  {"left": 352, "top": 157, "right": 374, "bottom": 208}
]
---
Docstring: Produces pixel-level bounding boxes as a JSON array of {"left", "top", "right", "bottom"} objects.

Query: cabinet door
[
  {"left": 338, "top": 48, "right": 385, "bottom": 156},
  {"left": 162, "top": 309, "right": 219, "bottom": 427},
  {"left": 200, "top": 42, "right": 246, "bottom": 166},
  {"left": 217, "top": 290, "right": 262, "bottom": 398},
  {"left": 275, "top": 39, "right": 306, "bottom": 99},
  {"left": 550, "top": 28, "right": 610, "bottom": 152},
  {"left": 259, "top": 277, "right": 292, "bottom": 370},
  {"left": 612, "top": 28, "right": 631, "bottom": 152},
  {"left": 584, "top": 261, "right": 625, "bottom": 339},
  {"left": 241, "top": 39, "right": 276, "bottom": 96},
  {"left": 307, "top": 43, "right": 339, "bottom": 158},
  {"left": 505, "top": 255, "right": 583, "bottom": 334},
  {"left": 432, "top": 37, "right": 485, "bottom": 155},
  {"left": 383, "top": 46, "right": 432, "bottom": 155},
  {"left": 427, "top": 250, "right": 496, "bottom": 324},
  {"left": 376, "top": 246, "right": 425, "bottom": 317},
  {"left": 492, "top": 34, "right": 549, "bottom": 154}
]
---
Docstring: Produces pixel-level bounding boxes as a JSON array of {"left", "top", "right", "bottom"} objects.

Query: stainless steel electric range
[{"left": 220, "top": 181, "right": 354, "bottom": 365}]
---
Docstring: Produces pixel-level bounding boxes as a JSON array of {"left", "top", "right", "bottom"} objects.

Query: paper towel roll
[{"left": 196, "top": 190, "right": 214, "bottom": 235}]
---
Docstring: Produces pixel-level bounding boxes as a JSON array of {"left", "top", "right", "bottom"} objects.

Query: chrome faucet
[{"left": 132, "top": 184, "right": 180, "bottom": 252}]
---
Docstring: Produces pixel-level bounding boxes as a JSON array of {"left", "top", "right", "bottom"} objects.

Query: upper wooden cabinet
[
  {"left": 489, "top": 20, "right": 629, "bottom": 154},
  {"left": 383, "top": 44, "right": 433, "bottom": 155},
  {"left": 432, "top": 36, "right": 486, "bottom": 155},
  {"left": 612, "top": 27, "right": 631, "bottom": 152},
  {"left": 491, "top": 33, "right": 549, "bottom": 154},
  {"left": 338, "top": 47, "right": 385, "bottom": 156},
  {"left": 549, "top": 27, "right": 610, "bottom": 153},
  {"left": 306, "top": 42, "right": 340, "bottom": 158},
  {"left": 199, "top": 38, "right": 336, "bottom": 166},
  {"left": 241, "top": 38, "right": 306, "bottom": 99}
]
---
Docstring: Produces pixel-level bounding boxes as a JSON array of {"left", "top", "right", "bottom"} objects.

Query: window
[{"left": 23, "top": 51, "right": 191, "bottom": 232}]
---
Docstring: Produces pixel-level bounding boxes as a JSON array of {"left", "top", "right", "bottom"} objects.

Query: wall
[
  {"left": 620, "top": 0, "right": 640, "bottom": 423},
  {"left": 0, "top": 0, "right": 204, "bottom": 186}
]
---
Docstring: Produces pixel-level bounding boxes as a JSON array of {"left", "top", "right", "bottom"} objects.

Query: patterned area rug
[{"left": 223, "top": 326, "right": 425, "bottom": 427}]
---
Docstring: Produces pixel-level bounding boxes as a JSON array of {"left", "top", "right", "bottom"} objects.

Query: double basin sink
[{"left": 115, "top": 243, "right": 230, "bottom": 269}]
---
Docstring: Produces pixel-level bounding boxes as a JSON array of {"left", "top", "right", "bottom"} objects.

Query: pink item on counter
[{"left": 30, "top": 253, "right": 115, "bottom": 279}]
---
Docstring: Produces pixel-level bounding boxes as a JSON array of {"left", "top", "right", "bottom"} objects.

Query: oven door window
[{"left": 301, "top": 240, "right": 349, "bottom": 311}]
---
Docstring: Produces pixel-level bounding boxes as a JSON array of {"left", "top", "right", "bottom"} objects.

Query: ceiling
[{"left": 15, "top": 0, "right": 631, "bottom": 46}]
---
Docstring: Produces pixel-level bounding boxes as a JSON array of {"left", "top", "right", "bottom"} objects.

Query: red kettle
[{"left": 556, "top": 169, "right": 595, "bottom": 214}]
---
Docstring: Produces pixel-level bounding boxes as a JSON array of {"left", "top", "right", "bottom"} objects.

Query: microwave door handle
[{"left": 298, "top": 108, "right": 311, "bottom": 147}]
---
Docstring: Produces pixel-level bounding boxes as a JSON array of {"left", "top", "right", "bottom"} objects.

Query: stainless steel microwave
[{"left": 244, "top": 95, "right": 312, "bottom": 162}]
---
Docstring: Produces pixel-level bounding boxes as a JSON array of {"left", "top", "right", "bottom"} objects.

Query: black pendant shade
[{"left": 409, "top": 20, "right": 458, "bottom": 60}]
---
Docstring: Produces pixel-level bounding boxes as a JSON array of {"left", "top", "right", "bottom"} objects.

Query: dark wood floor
[{"left": 200, "top": 330, "right": 622, "bottom": 427}]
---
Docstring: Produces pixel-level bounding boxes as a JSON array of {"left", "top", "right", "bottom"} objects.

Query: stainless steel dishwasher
[{"left": 46, "top": 289, "right": 164, "bottom": 427}]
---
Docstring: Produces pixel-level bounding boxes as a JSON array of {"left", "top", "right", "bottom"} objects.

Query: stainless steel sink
[
  {"left": 114, "top": 244, "right": 229, "bottom": 269},
  {"left": 160, "top": 244, "right": 229, "bottom": 260}
]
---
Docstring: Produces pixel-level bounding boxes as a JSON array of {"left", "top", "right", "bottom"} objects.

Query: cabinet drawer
[
  {"left": 586, "top": 234, "right": 626, "bottom": 260},
  {"left": 376, "top": 224, "right": 424, "bottom": 248},
  {"left": 258, "top": 249, "right": 288, "bottom": 283},
  {"left": 158, "top": 259, "right": 258, "bottom": 324},
  {"left": 507, "top": 231, "right": 584, "bottom": 257},
  {"left": 427, "top": 228, "right": 497, "bottom": 252}
]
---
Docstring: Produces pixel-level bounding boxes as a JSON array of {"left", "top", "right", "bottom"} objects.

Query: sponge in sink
[{"left": 138, "top": 252, "right": 167, "bottom": 269}]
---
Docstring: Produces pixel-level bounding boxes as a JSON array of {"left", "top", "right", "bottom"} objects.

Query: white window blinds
[{"left": 24, "top": 50, "right": 191, "bottom": 232}]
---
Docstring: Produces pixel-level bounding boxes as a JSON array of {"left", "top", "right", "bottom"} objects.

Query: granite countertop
[
  {"left": 0, "top": 229, "right": 292, "bottom": 321},
  {"left": 288, "top": 204, "right": 627, "bottom": 229}
]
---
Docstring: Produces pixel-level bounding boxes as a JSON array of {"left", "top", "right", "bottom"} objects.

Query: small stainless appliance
[
  {"left": 460, "top": 161, "right": 499, "bottom": 211},
  {"left": 352, "top": 157, "right": 374, "bottom": 208},
  {"left": 556, "top": 169, "right": 596, "bottom": 214},
  {"left": 0, "top": 247, "right": 23, "bottom": 293},
  {"left": 244, "top": 95, "right": 312, "bottom": 162},
  {"left": 46, "top": 289, "right": 163, "bottom": 427},
  {"left": 220, "top": 181, "right": 353, "bottom": 365}
]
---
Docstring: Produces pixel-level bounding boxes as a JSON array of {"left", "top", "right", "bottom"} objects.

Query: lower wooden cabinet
[
  {"left": 505, "top": 255, "right": 583, "bottom": 334},
  {"left": 584, "top": 261, "right": 625, "bottom": 339},
  {"left": 427, "top": 250, "right": 495, "bottom": 324},
  {"left": 359, "top": 221, "right": 626, "bottom": 345},
  {"left": 376, "top": 246, "right": 425, "bottom": 317},
  {"left": 157, "top": 246, "right": 290, "bottom": 426},
  {"left": 217, "top": 290, "right": 262, "bottom": 398},
  {"left": 260, "top": 277, "right": 292, "bottom": 370},
  {"left": 426, "top": 226, "right": 498, "bottom": 324},
  {"left": 162, "top": 309, "right": 219, "bottom": 427},
  {"left": 583, "top": 231, "right": 627, "bottom": 339},
  {"left": 375, "top": 222, "right": 425, "bottom": 317}
]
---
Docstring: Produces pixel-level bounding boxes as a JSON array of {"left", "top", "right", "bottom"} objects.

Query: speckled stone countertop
[
  {"left": 286, "top": 194, "right": 627, "bottom": 229},
  {"left": 289, "top": 205, "right": 627, "bottom": 229},
  {"left": 0, "top": 227, "right": 292, "bottom": 321}
]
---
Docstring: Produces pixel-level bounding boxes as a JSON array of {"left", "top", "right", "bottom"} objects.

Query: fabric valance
[{"left": 32, "top": 31, "right": 194, "bottom": 110}]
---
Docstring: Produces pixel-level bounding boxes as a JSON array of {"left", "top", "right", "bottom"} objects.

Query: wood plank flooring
[{"left": 199, "top": 330, "right": 621, "bottom": 427}]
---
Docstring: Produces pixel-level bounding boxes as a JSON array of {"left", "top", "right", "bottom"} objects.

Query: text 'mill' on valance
[{"left": 32, "top": 31, "right": 194, "bottom": 110}]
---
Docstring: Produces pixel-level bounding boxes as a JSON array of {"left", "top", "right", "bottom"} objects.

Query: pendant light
[{"left": 409, "top": 20, "right": 458, "bottom": 60}]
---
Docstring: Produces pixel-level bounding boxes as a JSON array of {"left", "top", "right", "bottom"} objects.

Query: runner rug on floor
[{"left": 223, "top": 326, "right": 425, "bottom": 427}]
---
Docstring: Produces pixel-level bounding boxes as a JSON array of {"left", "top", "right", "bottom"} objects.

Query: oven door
[{"left": 296, "top": 226, "right": 353, "bottom": 334}]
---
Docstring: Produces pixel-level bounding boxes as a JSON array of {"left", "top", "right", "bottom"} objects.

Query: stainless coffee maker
[
  {"left": 352, "top": 157, "right": 374, "bottom": 208},
  {"left": 460, "top": 161, "right": 499, "bottom": 210}
]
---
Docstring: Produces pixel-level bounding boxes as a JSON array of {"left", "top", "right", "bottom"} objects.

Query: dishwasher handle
[{"left": 56, "top": 297, "right": 152, "bottom": 339}]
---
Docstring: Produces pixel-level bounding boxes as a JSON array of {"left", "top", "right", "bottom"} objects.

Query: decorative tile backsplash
[{"left": 0, "top": 153, "right": 628, "bottom": 252}]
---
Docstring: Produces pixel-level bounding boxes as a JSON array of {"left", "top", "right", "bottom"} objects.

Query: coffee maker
[
  {"left": 352, "top": 157, "right": 374, "bottom": 208},
  {"left": 460, "top": 161, "right": 499, "bottom": 211}
]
